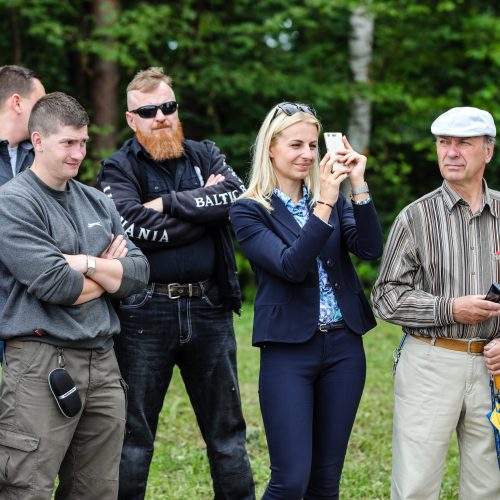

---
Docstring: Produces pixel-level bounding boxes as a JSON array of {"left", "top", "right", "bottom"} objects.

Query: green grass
[
  {"left": 0, "top": 308, "right": 459, "bottom": 499},
  {"left": 146, "top": 310, "right": 460, "bottom": 499}
]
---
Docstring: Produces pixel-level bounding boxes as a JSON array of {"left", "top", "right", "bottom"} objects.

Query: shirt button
[
  {"left": 154, "top": 185, "right": 160, "bottom": 191},
  {"left": 334, "top": 282, "right": 341, "bottom": 290},
  {"left": 326, "top": 259, "right": 334, "bottom": 267}
]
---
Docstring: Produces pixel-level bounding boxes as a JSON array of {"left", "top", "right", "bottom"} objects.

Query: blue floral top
[{"left": 273, "top": 187, "right": 343, "bottom": 324}]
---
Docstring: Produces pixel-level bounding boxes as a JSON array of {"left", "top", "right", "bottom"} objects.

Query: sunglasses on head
[
  {"left": 130, "top": 100, "right": 178, "bottom": 119},
  {"left": 271, "top": 102, "right": 317, "bottom": 121}
]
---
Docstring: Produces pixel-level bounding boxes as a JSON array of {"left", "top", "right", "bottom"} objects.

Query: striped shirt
[{"left": 372, "top": 180, "right": 500, "bottom": 340}]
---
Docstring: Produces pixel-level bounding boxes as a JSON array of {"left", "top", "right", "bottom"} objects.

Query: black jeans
[{"left": 114, "top": 283, "right": 255, "bottom": 500}]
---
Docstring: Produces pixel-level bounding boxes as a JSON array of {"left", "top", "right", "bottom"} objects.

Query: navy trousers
[{"left": 259, "top": 327, "right": 366, "bottom": 500}]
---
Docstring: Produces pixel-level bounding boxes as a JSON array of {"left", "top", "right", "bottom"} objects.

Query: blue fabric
[
  {"left": 259, "top": 327, "right": 366, "bottom": 499},
  {"left": 489, "top": 378, "right": 500, "bottom": 469},
  {"left": 0, "top": 139, "right": 34, "bottom": 185},
  {"left": 230, "top": 192, "right": 384, "bottom": 345},
  {"left": 114, "top": 284, "right": 254, "bottom": 500},
  {"left": 273, "top": 187, "right": 343, "bottom": 324},
  {"left": 231, "top": 189, "right": 382, "bottom": 499}
]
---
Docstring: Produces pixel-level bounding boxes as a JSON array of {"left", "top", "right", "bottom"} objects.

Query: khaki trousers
[
  {"left": 392, "top": 335, "right": 500, "bottom": 500},
  {"left": 0, "top": 341, "right": 126, "bottom": 500}
]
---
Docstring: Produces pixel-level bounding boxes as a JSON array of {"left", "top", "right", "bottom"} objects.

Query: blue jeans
[
  {"left": 114, "top": 283, "right": 255, "bottom": 500},
  {"left": 259, "top": 327, "right": 366, "bottom": 500}
]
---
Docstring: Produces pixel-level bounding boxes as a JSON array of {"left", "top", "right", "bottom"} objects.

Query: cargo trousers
[{"left": 0, "top": 341, "right": 126, "bottom": 500}]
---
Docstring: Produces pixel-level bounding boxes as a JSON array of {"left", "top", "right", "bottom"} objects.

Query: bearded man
[{"left": 98, "top": 67, "right": 255, "bottom": 500}]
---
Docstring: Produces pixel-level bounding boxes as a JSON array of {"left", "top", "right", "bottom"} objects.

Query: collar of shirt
[
  {"left": 0, "top": 139, "right": 32, "bottom": 151},
  {"left": 273, "top": 185, "right": 310, "bottom": 222},
  {"left": 441, "top": 179, "right": 498, "bottom": 218},
  {"left": 18, "top": 140, "right": 33, "bottom": 152}
]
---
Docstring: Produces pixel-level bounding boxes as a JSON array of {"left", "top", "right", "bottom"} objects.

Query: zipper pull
[{"left": 57, "top": 347, "right": 66, "bottom": 368}]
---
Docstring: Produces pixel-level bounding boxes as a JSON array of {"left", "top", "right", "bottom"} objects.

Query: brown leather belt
[
  {"left": 412, "top": 334, "right": 487, "bottom": 355},
  {"left": 153, "top": 278, "right": 214, "bottom": 299}
]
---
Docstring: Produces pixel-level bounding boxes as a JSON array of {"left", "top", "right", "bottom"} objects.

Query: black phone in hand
[{"left": 485, "top": 283, "right": 500, "bottom": 303}]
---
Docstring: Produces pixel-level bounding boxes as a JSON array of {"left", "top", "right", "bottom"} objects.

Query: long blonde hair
[{"left": 240, "top": 104, "right": 322, "bottom": 211}]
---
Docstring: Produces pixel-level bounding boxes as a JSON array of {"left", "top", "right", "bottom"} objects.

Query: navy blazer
[{"left": 230, "top": 193, "right": 384, "bottom": 345}]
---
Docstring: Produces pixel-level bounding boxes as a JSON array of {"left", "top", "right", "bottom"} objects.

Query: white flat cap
[{"left": 431, "top": 106, "right": 496, "bottom": 137}]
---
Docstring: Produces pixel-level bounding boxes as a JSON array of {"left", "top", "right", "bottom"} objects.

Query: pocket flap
[{"left": 0, "top": 428, "right": 39, "bottom": 452}]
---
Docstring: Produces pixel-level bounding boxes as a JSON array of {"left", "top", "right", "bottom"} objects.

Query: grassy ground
[{"left": 145, "top": 309, "right": 460, "bottom": 499}]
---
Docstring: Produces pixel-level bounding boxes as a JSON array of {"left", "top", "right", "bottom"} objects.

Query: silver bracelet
[
  {"left": 351, "top": 182, "right": 369, "bottom": 195},
  {"left": 85, "top": 255, "right": 96, "bottom": 276},
  {"left": 351, "top": 196, "right": 372, "bottom": 206}
]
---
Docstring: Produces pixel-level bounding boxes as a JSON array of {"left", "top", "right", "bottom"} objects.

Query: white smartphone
[{"left": 324, "top": 132, "right": 344, "bottom": 171}]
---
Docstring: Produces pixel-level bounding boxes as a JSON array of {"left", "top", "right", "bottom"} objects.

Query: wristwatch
[
  {"left": 351, "top": 182, "right": 369, "bottom": 196},
  {"left": 85, "top": 255, "right": 96, "bottom": 277}
]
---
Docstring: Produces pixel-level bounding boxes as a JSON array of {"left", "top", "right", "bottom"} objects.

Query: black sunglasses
[
  {"left": 271, "top": 102, "right": 317, "bottom": 121},
  {"left": 130, "top": 100, "right": 178, "bottom": 119}
]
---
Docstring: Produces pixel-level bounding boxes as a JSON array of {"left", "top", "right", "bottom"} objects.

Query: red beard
[{"left": 136, "top": 122, "right": 185, "bottom": 161}]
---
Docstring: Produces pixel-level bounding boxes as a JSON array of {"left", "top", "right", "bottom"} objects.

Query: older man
[{"left": 372, "top": 107, "right": 500, "bottom": 499}]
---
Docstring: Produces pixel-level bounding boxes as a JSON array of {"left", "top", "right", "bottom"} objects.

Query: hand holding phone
[{"left": 324, "top": 132, "right": 345, "bottom": 172}]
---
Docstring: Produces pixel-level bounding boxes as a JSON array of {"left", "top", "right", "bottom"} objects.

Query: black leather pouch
[
  {"left": 485, "top": 283, "right": 500, "bottom": 303},
  {"left": 48, "top": 368, "right": 82, "bottom": 418}
]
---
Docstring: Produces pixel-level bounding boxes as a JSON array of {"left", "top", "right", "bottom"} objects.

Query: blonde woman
[{"left": 230, "top": 102, "right": 383, "bottom": 499}]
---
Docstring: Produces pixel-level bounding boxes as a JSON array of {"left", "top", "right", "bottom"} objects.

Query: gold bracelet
[{"left": 317, "top": 200, "right": 334, "bottom": 209}]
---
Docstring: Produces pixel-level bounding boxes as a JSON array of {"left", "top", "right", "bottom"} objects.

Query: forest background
[{"left": 1, "top": 0, "right": 499, "bottom": 296}]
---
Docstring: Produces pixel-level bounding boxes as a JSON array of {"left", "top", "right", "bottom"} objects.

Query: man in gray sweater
[{"left": 0, "top": 92, "right": 149, "bottom": 499}]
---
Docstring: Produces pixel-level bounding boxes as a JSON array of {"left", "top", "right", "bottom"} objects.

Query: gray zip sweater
[{"left": 0, "top": 169, "right": 149, "bottom": 350}]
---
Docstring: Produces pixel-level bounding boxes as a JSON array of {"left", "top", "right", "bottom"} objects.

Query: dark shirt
[
  {"left": 145, "top": 233, "right": 215, "bottom": 283},
  {"left": 0, "top": 139, "right": 34, "bottom": 186},
  {"left": 99, "top": 138, "right": 244, "bottom": 300}
]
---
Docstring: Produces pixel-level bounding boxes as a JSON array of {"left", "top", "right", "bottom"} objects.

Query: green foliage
[
  {"left": 368, "top": 0, "right": 500, "bottom": 222},
  {"left": 0, "top": 3, "right": 495, "bottom": 495},
  {"left": 0, "top": 0, "right": 499, "bottom": 288},
  {"left": 235, "top": 245, "right": 257, "bottom": 303}
]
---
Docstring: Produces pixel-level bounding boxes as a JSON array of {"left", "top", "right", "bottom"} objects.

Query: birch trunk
[{"left": 344, "top": 5, "right": 375, "bottom": 197}]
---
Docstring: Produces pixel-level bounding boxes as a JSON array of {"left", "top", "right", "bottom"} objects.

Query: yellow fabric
[{"left": 489, "top": 401, "right": 500, "bottom": 432}]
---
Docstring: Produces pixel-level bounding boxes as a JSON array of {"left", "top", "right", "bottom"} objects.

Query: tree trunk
[
  {"left": 345, "top": 5, "right": 375, "bottom": 197},
  {"left": 90, "top": 0, "right": 120, "bottom": 157},
  {"left": 10, "top": 7, "right": 22, "bottom": 62}
]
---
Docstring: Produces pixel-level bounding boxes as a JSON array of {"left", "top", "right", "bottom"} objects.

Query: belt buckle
[
  {"left": 318, "top": 324, "right": 328, "bottom": 332},
  {"left": 167, "top": 283, "right": 181, "bottom": 299},
  {"left": 467, "top": 337, "right": 485, "bottom": 355}
]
